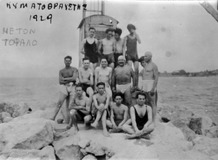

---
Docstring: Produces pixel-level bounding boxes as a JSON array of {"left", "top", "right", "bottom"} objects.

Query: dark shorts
[
  {"left": 126, "top": 53, "right": 138, "bottom": 62},
  {"left": 114, "top": 53, "right": 123, "bottom": 67},
  {"left": 81, "top": 83, "right": 93, "bottom": 92},
  {"left": 85, "top": 54, "right": 99, "bottom": 64},
  {"left": 103, "top": 53, "right": 114, "bottom": 64}
]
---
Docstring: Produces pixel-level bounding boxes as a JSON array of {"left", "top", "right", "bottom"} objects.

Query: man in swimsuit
[
  {"left": 95, "top": 58, "right": 112, "bottom": 98},
  {"left": 52, "top": 56, "right": 79, "bottom": 123},
  {"left": 98, "top": 28, "right": 115, "bottom": 69},
  {"left": 81, "top": 27, "right": 99, "bottom": 70},
  {"left": 66, "top": 84, "right": 92, "bottom": 131},
  {"left": 79, "top": 57, "right": 94, "bottom": 104},
  {"left": 112, "top": 56, "right": 136, "bottom": 106},
  {"left": 122, "top": 92, "right": 154, "bottom": 139},
  {"left": 123, "top": 24, "right": 141, "bottom": 86},
  {"left": 107, "top": 92, "right": 129, "bottom": 133},
  {"left": 138, "top": 51, "right": 158, "bottom": 122},
  {"left": 114, "top": 28, "right": 125, "bottom": 67},
  {"left": 91, "top": 82, "right": 110, "bottom": 137}
]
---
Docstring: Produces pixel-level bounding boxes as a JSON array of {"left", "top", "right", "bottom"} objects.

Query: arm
[
  {"left": 143, "top": 106, "right": 153, "bottom": 129},
  {"left": 93, "top": 95, "right": 100, "bottom": 110},
  {"left": 98, "top": 40, "right": 103, "bottom": 55},
  {"left": 78, "top": 68, "right": 83, "bottom": 83},
  {"left": 110, "top": 106, "right": 118, "bottom": 128},
  {"left": 151, "top": 64, "right": 159, "bottom": 92},
  {"left": 79, "top": 97, "right": 91, "bottom": 115},
  {"left": 118, "top": 106, "right": 128, "bottom": 127},
  {"left": 130, "top": 106, "right": 140, "bottom": 133},
  {"left": 81, "top": 39, "right": 86, "bottom": 54},
  {"left": 111, "top": 69, "right": 116, "bottom": 91},
  {"left": 134, "top": 32, "right": 141, "bottom": 44},
  {"left": 130, "top": 68, "right": 136, "bottom": 87},
  {"left": 138, "top": 71, "right": 143, "bottom": 89},
  {"left": 108, "top": 68, "right": 112, "bottom": 87},
  {"left": 104, "top": 94, "right": 110, "bottom": 110},
  {"left": 94, "top": 68, "right": 99, "bottom": 88},
  {"left": 63, "top": 68, "right": 79, "bottom": 83},
  {"left": 90, "top": 72, "right": 94, "bottom": 85},
  {"left": 59, "top": 70, "right": 66, "bottom": 84},
  {"left": 122, "top": 36, "right": 127, "bottom": 56}
]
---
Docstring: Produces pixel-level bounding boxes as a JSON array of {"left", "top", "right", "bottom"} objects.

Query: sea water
[{"left": 0, "top": 76, "right": 218, "bottom": 123}]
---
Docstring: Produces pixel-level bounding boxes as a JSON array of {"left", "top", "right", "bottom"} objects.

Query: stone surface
[
  {"left": 193, "top": 136, "right": 218, "bottom": 156},
  {"left": 0, "top": 118, "right": 54, "bottom": 152},
  {"left": 12, "top": 103, "right": 32, "bottom": 118},
  {"left": 82, "top": 154, "right": 97, "bottom": 160},
  {"left": 0, "top": 146, "right": 56, "bottom": 160},
  {"left": 205, "top": 126, "right": 218, "bottom": 138},
  {"left": 0, "top": 112, "right": 11, "bottom": 122}
]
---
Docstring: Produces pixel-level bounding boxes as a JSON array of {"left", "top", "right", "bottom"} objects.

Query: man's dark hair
[
  {"left": 127, "top": 24, "right": 136, "bottom": 31},
  {"left": 89, "top": 27, "right": 96, "bottom": 31},
  {"left": 100, "top": 56, "right": 108, "bottom": 62},
  {"left": 115, "top": 28, "right": 122, "bottom": 36},
  {"left": 83, "top": 57, "right": 90, "bottom": 62},
  {"left": 75, "top": 83, "right": 83, "bottom": 89},
  {"left": 105, "top": 28, "right": 114, "bottom": 34},
  {"left": 136, "top": 91, "right": 147, "bottom": 99},
  {"left": 96, "top": 82, "right": 105, "bottom": 87},
  {"left": 138, "top": 56, "right": 145, "bottom": 63},
  {"left": 114, "top": 92, "right": 124, "bottom": 100},
  {"left": 64, "top": 55, "right": 72, "bottom": 61}
]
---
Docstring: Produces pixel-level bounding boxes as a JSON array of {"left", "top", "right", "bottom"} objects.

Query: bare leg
[
  {"left": 52, "top": 93, "right": 67, "bottom": 121},
  {"left": 91, "top": 110, "right": 103, "bottom": 128},
  {"left": 84, "top": 115, "right": 92, "bottom": 125},
  {"left": 124, "top": 86, "right": 132, "bottom": 107},
  {"left": 87, "top": 87, "right": 94, "bottom": 106},
  {"left": 102, "top": 110, "right": 110, "bottom": 137},
  {"left": 66, "top": 109, "right": 79, "bottom": 131},
  {"left": 148, "top": 93, "right": 157, "bottom": 122},
  {"left": 126, "top": 124, "right": 154, "bottom": 139},
  {"left": 122, "top": 124, "right": 135, "bottom": 135},
  {"left": 134, "top": 61, "right": 139, "bottom": 86}
]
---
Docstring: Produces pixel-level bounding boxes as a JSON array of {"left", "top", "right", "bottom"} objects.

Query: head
[
  {"left": 118, "top": 56, "right": 126, "bottom": 67},
  {"left": 82, "top": 57, "right": 90, "bottom": 69},
  {"left": 127, "top": 24, "right": 136, "bottom": 34},
  {"left": 105, "top": 28, "right": 114, "bottom": 39},
  {"left": 114, "top": 92, "right": 123, "bottom": 106},
  {"left": 96, "top": 82, "right": 105, "bottom": 94},
  {"left": 89, "top": 27, "right": 96, "bottom": 38},
  {"left": 64, "top": 56, "right": 72, "bottom": 67},
  {"left": 144, "top": 51, "right": 152, "bottom": 63},
  {"left": 139, "top": 56, "right": 146, "bottom": 67},
  {"left": 100, "top": 57, "right": 108, "bottom": 68},
  {"left": 114, "top": 28, "right": 122, "bottom": 40},
  {"left": 75, "top": 84, "right": 83, "bottom": 97},
  {"left": 136, "top": 92, "right": 147, "bottom": 106}
]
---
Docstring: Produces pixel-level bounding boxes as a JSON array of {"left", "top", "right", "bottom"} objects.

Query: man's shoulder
[
  {"left": 121, "top": 104, "right": 128, "bottom": 109},
  {"left": 107, "top": 67, "right": 112, "bottom": 71}
]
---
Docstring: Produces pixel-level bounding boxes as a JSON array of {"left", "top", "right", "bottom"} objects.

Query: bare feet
[
  {"left": 91, "top": 122, "right": 98, "bottom": 128},
  {"left": 103, "top": 130, "right": 110, "bottom": 137}
]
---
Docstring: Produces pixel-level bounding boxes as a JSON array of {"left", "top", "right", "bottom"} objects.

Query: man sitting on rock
[
  {"left": 107, "top": 92, "right": 129, "bottom": 133},
  {"left": 66, "top": 84, "right": 92, "bottom": 131},
  {"left": 122, "top": 92, "right": 154, "bottom": 139},
  {"left": 91, "top": 82, "right": 110, "bottom": 137}
]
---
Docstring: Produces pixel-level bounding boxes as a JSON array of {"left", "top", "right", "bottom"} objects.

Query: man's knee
[
  {"left": 87, "top": 87, "right": 94, "bottom": 96},
  {"left": 69, "top": 109, "right": 77, "bottom": 116},
  {"left": 84, "top": 115, "right": 92, "bottom": 123}
]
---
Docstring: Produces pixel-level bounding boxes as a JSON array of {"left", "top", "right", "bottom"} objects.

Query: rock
[
  {"left": 0, "top": 118, "right": 54, "bottom": 152},
  {"left": 4, "top": 103, "right": 15, "bottom": 116},
  {"left": 188, "top": 116, "right": 214, "bottom": 136},
  {"left": 84, "top": 141, "right": 107, "bottom": 156},
  {"left": 0, "top": 146, "right": 56, "bottom": 160},
  {"left": 3, "top": 116, "right": 13, "bottom": 123},
  {"left": 53, "top": 129, "right": 83, "bottom": 160},
  {"left": 0, "top": 112, "right": 11, "bottom": 122},
  {"left": 82, "top": 154, "right": 97, "bottom": 160},
  {"left": 12, "top": 103, "right": 32, "bottom": 118},
  {"left": 210, "top": 154, "right": 218, "bottom": 160},
  {"left": 205, "top": 126, "right": 218, "bottom": 138},
  {"left": 193, "top": 136, "right": 218, "bottom": 156}
]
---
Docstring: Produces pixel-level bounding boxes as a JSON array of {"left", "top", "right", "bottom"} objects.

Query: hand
[{"left": 112, "top": 87, "right": 116, "bottom": 93}]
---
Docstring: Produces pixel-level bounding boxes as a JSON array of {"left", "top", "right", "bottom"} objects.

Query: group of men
[{"left": 51, "top": 24, "right": 159, "bottom": 139}]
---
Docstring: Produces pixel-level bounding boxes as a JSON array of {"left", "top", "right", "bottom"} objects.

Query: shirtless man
[
  {"left": 138, "top": 51, "right": 158, "bottom": 122},
  {"left": 95, "top": 58, "right": 112, "bottom": 97},
  {"left": 91, "top": 82, "right": 110, "bottom": 137},
  {"left": 52, "top": 56, "right": 79, "bottom": 123},
  {"left": 114, "top": 28, "right": 125, "bottom": 67},
  {"left": 112, "top": 56, "right": 136, "bottom": 106},
  {"left": 107, "top": 92, "right": 128, "bottom": 133},
  {"left": 79, "top": 57, "right": 94, "bottom": 104},
  {"left": 123, "top": 24, "right": 141, "bottom": 86},
  {"left": 81, "top": 27, "right": 99, "bottom": 70},
  {"left": 66, "top": 84, "right": 92, "bottom": 131},
  {"left": 98, "top": 28, "right": 115, "bottom": 69},
  {"left": 122, "top": 92, "right": 154, "bottom": 139}
]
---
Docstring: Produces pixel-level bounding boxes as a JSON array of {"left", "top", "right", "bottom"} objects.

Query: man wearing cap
[
  {"left": 112, "top": 56, "right": 136, "bottom": 106},
  {"left": 138, "top": 51, "right": 158, "bottom": 122}
]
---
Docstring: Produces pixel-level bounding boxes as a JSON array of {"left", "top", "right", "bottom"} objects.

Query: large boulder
[
  {"left": 0, "top": 146, "right": 56, "bottom": 160},
  {"left": 193, "top": 136, "right": 218, "bottom": 156},
  {"left": 0, "top": 118, "right": 54, "bottom": 152},
  {"left": 82, "top": 154, "right": 97, "bottom": 160}
]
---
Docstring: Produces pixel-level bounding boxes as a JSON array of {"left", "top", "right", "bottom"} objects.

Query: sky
[{"left": 0, "top": 0, "right": 217, "bottom": 77}]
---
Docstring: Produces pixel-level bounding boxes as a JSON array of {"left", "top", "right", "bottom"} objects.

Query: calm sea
[{"left": 0, "top": 76, "right": 218, "bottom": 123}]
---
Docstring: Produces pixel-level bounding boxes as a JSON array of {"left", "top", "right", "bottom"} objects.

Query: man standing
[
  {"left": 66, "top": 84, "right": 92, "bottom": 131},
  {"left": 114, "top": 28, "right": 125, "bottom": 67},
  {"left": 81, "top": 27, "right": 99, "bottom": 70},
  {"left": 95, "top": 58, "right": 112, "bottom": 97},
  {"left": 98, "top": 28, "right": 115, "bottom": 69},
  {"left": 112, "top": 56, "right": 136, "bottom": 106},
  {"left": 138, "top": 51, "right": 158, "bottom": 122},
  {"left": 79, "top": 57, "right": 94, "bottom": 104},
  {"left": 122, "top": 92, "right": 154, "bottom": 139},
  {"left": 52, "top": 56, "right": 79, "bottom": 123}
]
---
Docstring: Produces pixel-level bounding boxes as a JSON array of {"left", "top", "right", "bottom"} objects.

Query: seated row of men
[{"left": 52, "top": 53, "right": 158, "bottom": 138}]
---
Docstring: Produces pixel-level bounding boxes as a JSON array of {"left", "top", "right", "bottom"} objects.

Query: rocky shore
[{"left": 0, "top": 102, "right": 218, "bottom": 160}]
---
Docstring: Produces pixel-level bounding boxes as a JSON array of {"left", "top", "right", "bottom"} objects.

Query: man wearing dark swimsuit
[{"left": 122, "top": 92, "right": 154, "bottom": 139}]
